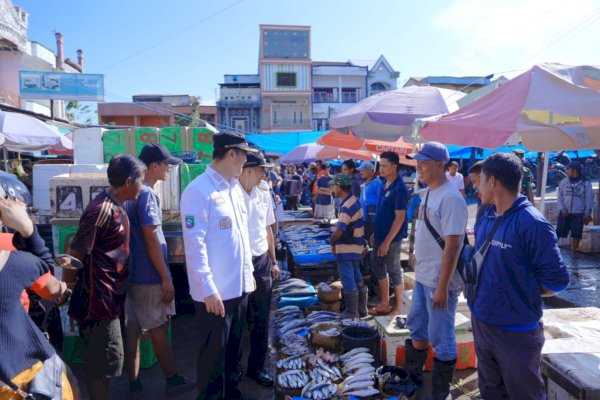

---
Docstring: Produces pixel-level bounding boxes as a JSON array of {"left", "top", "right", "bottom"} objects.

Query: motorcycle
[
  {"left": 547, "top": 160, "right": 568, "bottom": 187},
  {"left": 584, "top": 155, "right": 600, "bottom": 179}
]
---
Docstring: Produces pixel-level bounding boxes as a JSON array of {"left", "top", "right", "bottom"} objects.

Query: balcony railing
[
  {"left": 217, "top": 99, "right": 261, "bottom": 108},
  {"left": 341, "top": 93, "right": 358, "bottom": 103},
  {"left": 313, "top": 93, "right": 337, "bottom": 103},
  {"left": 272, "top": 119, "right": 311, "bottom": 129}
]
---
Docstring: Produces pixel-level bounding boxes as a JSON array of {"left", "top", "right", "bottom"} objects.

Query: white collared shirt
[
  {"left": 180, "top": 165, "right": 254, "bottom": 302},
  {"left": 242, "top": 180, "right": 276, "bottom": 257}
]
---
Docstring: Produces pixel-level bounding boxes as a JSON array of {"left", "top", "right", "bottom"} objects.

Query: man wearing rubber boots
[
  {"left": 405, "top": 142, "right": 468, "bottom": 400},
  {"left": 237, "top": 150, "right": 280, "bottom": 387}
]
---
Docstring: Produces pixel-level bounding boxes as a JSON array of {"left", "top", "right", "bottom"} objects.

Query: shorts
[
  {"left": 406, "top": 282, "right": 460, "bottom": 361},
  {"left": 371, "top": 241, "right": 404, "bottom": 287},
  {"left": 556, "top": 212, "right": 584, "bottom": 239},
  {"left": 314, "top": 203, "right": 335, "bottom": 219},
  {"left": 125, "top": 284, "right": 175, "bottom": 330},
  {"left": 79, "top": 318, "right": 124, "bottom": 379}
]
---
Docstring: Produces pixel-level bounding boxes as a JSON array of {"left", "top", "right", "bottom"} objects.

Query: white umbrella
[{"left": 0, "top": 110, "right": 73, "bottom": 152}]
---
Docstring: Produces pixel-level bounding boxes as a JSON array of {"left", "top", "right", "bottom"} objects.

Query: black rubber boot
[
  {"left": 340, "top": 291, "right": 359, "bottom": 319},
  {"left": 358, "top": 286, "right": 368, "bottom": 318},
  {"left": 404, "top": 339, "right": 428, "bottom": 386},
  {"left": 431, "top": 357, "right": 456, "bottom": 400}
]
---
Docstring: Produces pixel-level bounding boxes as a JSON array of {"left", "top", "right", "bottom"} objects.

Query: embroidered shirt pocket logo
[{"left": 220, "top": 217, "right": 232, "bottom": 230}]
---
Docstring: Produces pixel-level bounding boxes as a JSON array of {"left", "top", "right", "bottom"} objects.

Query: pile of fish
[
  {"left": 308, "top": 347, "right": 339, "bottom": 365},
  {"left": 275, "top": 305, "right": 307, "bottom": 337},
  {"left": 277, "top": 369, "right": 309, "bottom": 389},
  {"left": 277, "top": 355, "right": 306, "bottom": 370},
  {"left": 317, "top": 282, "right": 334, "bottom": 292},
  {"left": 337, "top": 347, "right": 380, "bottom": 397},
  {"left": 306, "top": 311, "right": 339, "bottom": 326},
  {"left": 279, "top": 332, "right": 306, "bottom": 348},
  {"left": 317, "top": 327, "right": 340, "bottom": 337},
  {"left": 275, "top": 279, "right": 316, "bottom": 299},
  {"left": 301, "top": 380, "right": 338, "bottom": 399},
  {"left": 309, "top": 358, "right": 342, "bottom": 382}
]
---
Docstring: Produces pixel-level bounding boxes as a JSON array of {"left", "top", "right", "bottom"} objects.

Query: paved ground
[{"left": 65, "top": 191, "right": 598, "bottom": 399}]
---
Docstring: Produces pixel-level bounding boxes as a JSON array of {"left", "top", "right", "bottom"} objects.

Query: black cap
[
  {"left": 214, "top": 131, "right": 258, "bottom": 153},
  {"left": 244, "top": 151, "right": 275, "bottom": 169},
  {"left": 139, "top": 143, "right": 182, "bottom": 166}
]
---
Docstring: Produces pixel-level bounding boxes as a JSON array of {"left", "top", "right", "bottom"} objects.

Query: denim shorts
[
  {"left": 371, "top": 241, "right": 404, "bottom": 287},
  {"left": 406, "top": 282, "right": 459, "bottom": 361},
  {"left": 337, "top": 259, "right": 363, "bottom": 292}
]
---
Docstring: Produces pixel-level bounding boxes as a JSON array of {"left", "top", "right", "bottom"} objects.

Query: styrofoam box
[
  {"left": 50, "top": 173, "right": 109, "bottom": 218},
  {"left": 374, "top": 311, "right": 476, "bottom": 370},
  {"left": 73, "top": 127, "right": 105, "bottom": 164},
  {"left": 401, "top": 287, "right": 470, "bottom": 314},
  {"left": 33, "top": 164, "right": 108, "bottom": 211},
  {"left": 544, "top": 198, "right": 559, "bottom": 225},
  {"left": 155, "top": 164, "right": 181, "bottom": 211}
]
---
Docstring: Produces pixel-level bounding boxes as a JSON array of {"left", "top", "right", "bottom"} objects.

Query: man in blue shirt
[
  {"left": 473, "top": 153, "right": 569, "bottom": 399},
  {"left": 368, "top": 152, "right": 408, "bottom": 317},
  {"left": 357, "top": 161, "right": 382, "bottom": 241},
  {"left": 124, "top": 144, "right": 192, "bottom": 397}
]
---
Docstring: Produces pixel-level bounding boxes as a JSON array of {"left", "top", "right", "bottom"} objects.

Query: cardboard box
[
  {"left": 102, "top": 129, "right": 130, "bottom": 162},
  {"left": 374, "top": 312, "right": 476, "bottom": 370},
  {"left": 180, "top": 163, "right": 208, "bottom": 193},
  {"left": 50, "top": 173, "right": 109, "bottom": 218},
  {"left": 188, "top": 127, "right": 214, "bottom": 163}
]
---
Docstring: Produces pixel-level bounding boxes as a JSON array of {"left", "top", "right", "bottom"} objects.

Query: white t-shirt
[
  {"left": 445, "top": 171, "right": 465, "bottom": 191},
  {"left": 243, "top": 181, "right": 276, "bottom": 257},
  {"left": 415, "top": 181, "right": 468, "bottom": 291}
]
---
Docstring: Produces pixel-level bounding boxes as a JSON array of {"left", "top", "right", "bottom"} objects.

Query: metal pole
[
  {"left": 3, "top": 146, "right": 8, "bottom": 172},
  {"left": 539, "top": 153, "right": 549, "bottom": 214}
]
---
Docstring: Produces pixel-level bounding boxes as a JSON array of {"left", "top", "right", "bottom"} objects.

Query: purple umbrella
[
  {"left": 329, "top": 86, "right": 465, "bottom": 142},
  {"left": 279, "top": 143, "right": 325, "bottom": 164}
]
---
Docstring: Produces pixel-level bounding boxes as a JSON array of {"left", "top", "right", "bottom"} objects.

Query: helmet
[{"left": 0, "top": 171, "right": 32, "bottom": 205}]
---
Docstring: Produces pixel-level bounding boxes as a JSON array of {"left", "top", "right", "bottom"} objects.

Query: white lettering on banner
[
  {"left": 374, "top": 144, "right": 407, "bottom": 155},
  {"left": 491, "top": 240, "right": 512, "bottom": 250}
]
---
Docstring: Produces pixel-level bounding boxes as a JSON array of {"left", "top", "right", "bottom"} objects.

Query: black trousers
[
  {"left": 194, "top": 293, "right": 248, "bottom": 400},
  {"left": 284, "top": 195, "right": 299, "bottom": 210},
  {"left": 241, "top": 252, "right": 273, "bottom": 372}
]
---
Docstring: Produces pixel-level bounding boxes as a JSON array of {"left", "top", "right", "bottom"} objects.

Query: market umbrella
[
  {"left": 419, "top": 62, "right": 600, "bottom": 212},
  {"left": 318, "top": 129, "right": 415, "bottom": 165},
  {"left": 419, "top": 63, "right": 600, "bottom": 151},
  {"left": 329, "top": 86, "right": 466, "bottom": 142},
  {"left": 0, "top": 110, "right": 74, "bottom": 152},
  {"left": 279, "top": 143, "right": 375, "bottom": 164}
]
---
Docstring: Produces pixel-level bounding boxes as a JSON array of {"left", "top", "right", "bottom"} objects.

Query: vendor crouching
[{"left": 329, "top": 174, "right": 368, "bottom": 319}]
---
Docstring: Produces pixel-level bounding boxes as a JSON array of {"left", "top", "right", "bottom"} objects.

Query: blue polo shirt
[{"left": 374, "top": 176, "right": 408, "bottom": 243}]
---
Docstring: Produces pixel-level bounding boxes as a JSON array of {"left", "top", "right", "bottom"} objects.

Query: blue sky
[{"left": 15, "top": 0, "right": 600, "bottom": 107}]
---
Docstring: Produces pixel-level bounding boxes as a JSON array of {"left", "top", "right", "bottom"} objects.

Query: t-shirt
[
  {"left": 334, "top": 195, "right": 365, "bottom": 261},
  {"left": 284, "top": 174, "right": 303, "bottom": 197},
  {"left": 415, "top": 182, "right": 467, "bottom": 291},
  {"left": 125, "top": 184, "right": 169, "bottom": 284},
  {"left": 316, "top": 176, "right": 332, "bottom": 205},
  {"left": 69, "top": 190, "right": 130, "bottom": 322},
  {"left": 374, "top": 176, "right": 408, "bottom": 243},
  {"left": 445, "top": 171, "right": 465, "bottom": 191},
  {"left": 361, "top": 177, "right": 382, "bottom": 223}
]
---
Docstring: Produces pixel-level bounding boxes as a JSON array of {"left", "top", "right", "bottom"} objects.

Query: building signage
[{"left": 19, "top": 71, "right": 105, "bottom": 101}]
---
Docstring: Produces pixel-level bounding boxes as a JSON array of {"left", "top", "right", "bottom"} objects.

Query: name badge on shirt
[
  {"left": 385, "top": 191, "right": 391, "bottom": 198},
  {"left": 214, "top": 193, "right": 225, "bottom": 205},
  {"left": 220, "top": 217, "right": 232, "bottom": 230}
]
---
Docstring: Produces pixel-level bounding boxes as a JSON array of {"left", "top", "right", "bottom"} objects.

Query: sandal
[{"left": 368, "top": 305, "right": 393, "bottom": 316}]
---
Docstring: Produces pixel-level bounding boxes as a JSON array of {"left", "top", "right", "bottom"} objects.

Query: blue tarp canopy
[{"left": 247, "top": 131, "right": 327, "bottom": 154}]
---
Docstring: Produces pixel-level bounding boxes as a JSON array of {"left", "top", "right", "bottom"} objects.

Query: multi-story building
[
  {"left": 217, "top": 74, "right": 261, "bottom": 133},
  {"left": 219, "top": 25, "right": 400, "bottom": 134},
  {"left": 98, "top": 94, "right": 217, "bottom": 127},
  {"left": 403, "top": 75, "right": 492, "bottom": 93},
  {"left": 311, "top": 56, "right": 399, "bottom": 130},
  {"left": 0, "top": 0, "right": 84, "bottom": 118},
  {"left": 259, "top": 24, "right": 313, "bottom": 133}
]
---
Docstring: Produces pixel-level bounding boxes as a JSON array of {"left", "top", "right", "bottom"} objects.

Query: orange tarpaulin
[{"left": 318, "top": 130, "right": 416, "bottom": 166}]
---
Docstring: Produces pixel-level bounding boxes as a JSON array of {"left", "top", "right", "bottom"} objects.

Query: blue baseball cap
[
  {"left": 406, "top": 141, "right": 450, "bottom": 162},
  {"left": 357, "top": 161, "right": 374, "bottom": 171}
]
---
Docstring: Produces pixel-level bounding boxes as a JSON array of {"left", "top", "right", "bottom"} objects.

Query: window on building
[
  {"left": 370, "top": 82, "right": 387, "bottom": 92},
  {"left": 276, "top": 72, "right": 297, "bottom": 87},
  {"left": 313, "top": 88, "right": 334, "bottom": 103}
]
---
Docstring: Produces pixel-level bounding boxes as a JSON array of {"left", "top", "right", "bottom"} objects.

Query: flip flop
[{"left": 368, "top": 305, "right": 393, "bottom": 316}]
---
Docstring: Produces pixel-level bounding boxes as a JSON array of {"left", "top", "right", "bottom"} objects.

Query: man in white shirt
[
  {"left": 237, "top": 151, "right": 280, "bottom": 387},
  {"left": 445, "top": 160, "right": 466, "bottom": 198},
  {"left": 180, "top": 131, "right": 258, "bottom": 400}
]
